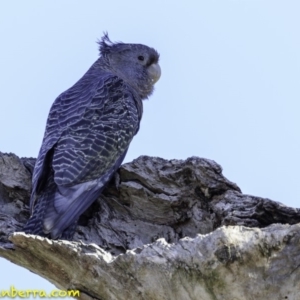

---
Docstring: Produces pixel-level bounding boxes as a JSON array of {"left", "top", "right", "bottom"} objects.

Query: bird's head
[{"left": 98, "top": 33, "right": 161, "bottom": 99}]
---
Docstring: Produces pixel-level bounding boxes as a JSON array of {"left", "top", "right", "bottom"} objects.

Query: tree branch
[{"left": 1, "top": 152, "right": 300, "bottom": 299}]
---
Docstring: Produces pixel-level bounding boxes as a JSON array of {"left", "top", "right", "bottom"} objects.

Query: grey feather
[{"left": 23, "top": 34, "right": 160, "bottom": 239}]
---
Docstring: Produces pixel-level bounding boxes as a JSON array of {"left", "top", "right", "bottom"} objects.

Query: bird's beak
[{"left": 148, "top": 63, "right": 161, "bottom": 84}]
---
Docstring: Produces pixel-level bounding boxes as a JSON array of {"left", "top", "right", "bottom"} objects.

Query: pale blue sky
[{"left": 1, "top": 0, "right": 299, "bottom": 296}]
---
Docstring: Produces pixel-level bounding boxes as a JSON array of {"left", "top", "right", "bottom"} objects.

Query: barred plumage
[{"left": 23, "top": 34, "right": 161, "bottom": 239}]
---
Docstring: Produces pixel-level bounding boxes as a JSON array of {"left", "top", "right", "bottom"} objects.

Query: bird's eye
[{"left": 138, "top": 55, "right": 145, "bottom": 61}]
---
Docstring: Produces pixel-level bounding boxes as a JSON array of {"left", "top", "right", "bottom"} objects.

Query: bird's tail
[
  {"left": 22, "top": 176, "right": 78, "bottom": 240},
  {"left": 22, "top": 189, "right": 78, "bottom": 240},
  {"left": 22, "top": 191, "right": 50, "bottom": 237}
]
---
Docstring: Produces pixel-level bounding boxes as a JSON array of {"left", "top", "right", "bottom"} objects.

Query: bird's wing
[
  {"left": 52, "top": 75, "right": 139, "bottom": 186},
  {"left": 30, "top": 73, "right": 140, "bottom": 234},
  {"left": 30, "top": 72, "right": 111, "bottom": 210}
]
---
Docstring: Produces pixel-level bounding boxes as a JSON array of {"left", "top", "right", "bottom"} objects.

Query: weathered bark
[{"left": 0, "top": 152, "right": 300, "bottom": 299}]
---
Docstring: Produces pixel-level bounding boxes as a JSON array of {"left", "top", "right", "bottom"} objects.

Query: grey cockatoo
[{"left": 23, "top": 33, "right": 161, "bottom": 239}]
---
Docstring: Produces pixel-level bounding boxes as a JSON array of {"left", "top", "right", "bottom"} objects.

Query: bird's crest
[{"left": 98, "top": 32, "right": 131, "bottom": 56}]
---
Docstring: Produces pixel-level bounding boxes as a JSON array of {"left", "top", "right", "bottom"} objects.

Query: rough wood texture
[{"left": 1, "top": 152, "right": 300, "bottom": 299}]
